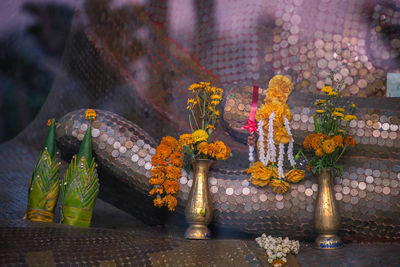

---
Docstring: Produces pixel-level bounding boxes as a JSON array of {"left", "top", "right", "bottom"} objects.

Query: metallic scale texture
[
  {"left": 57, "top": 109, "right": 400, "bottom": 242},
  {"left": 2, "top": 0, "right": 400, "bottom": 245}
]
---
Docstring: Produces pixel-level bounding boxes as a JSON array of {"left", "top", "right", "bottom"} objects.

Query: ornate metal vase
[
  {"left": 314, "top": 170, "right": 343, "bottom": 249},
  {"left": 184, "top": 159, "right": 213, "bottom": 239}
]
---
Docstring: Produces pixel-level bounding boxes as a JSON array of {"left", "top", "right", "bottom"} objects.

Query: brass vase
[
  {"left": 184, "top": 159, "right": 213, "bottom": 239},
  {"left": 314, "top": 170, "right": 343, "bottom": 249}
]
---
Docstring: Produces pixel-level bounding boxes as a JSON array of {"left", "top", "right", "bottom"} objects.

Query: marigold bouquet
[
  {"left": 246, "top": 75, "right": 305, "bottom": 194},
  {"left": 149, "top": 82, "right": 231, "bottom": 211},
  {"left": 302, "top": 72, "right": 357, "bottom": 175}
]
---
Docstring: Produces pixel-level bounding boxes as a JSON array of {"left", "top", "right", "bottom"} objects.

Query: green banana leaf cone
[
  {"left": 61, "top": 123, "right": 99, "bottom": 227},
  {"left": 26, "top": 119, "right": 59, "bottom": 222}
]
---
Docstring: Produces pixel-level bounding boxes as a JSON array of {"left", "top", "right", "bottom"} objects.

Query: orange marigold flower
[
  {"left": 179, "top": 134, "right": 192, "bottom": 147},
  {"left": 149, "top": 187, "right": 163, "bottom": 195},
  {"left": 163, "top": 179, "right": 179, "bottom": 194},
  {"left": 345, "top": 136, "right": 356, "bottom": 147},
  {"left": 165, "top": 165, "right": 181, "bottom": 180},
  {"left": 198, "top": 142, "right": 210, "bottom": 156},
  {"left": 85, "top": 109, "right": 96, "bottom": 121},
  {"left": 169, "top": 152, "right": 183, "bottom": 167},
  {"left": 303, "top": 134, "right": 315, "bottom": 150},
  {"left": 307, "top": 164, "right": 311, "bottom": 171},
  {"left": 322, "top": 139, "right": 336, "bottom": 154},
  {"left": 150, "top": 166, "right": 165, "bottom": 178},
  {"left": 315, "top": 148, "right": 324, "bottom": 157},
  {"left": 210, "top": 141, "right": 230, "bottom": 160},
  {"left": 162, "top": 194, "right": 178, "bottom": 211},
  {"left": 311, "top": 135, "right": 323, "bottom": 151},
  {"left": 151, "top": 155, "right": 168, "bottom": 166},
  {"left": 266, "top": 86, "right": 289, "bottom": 103},
  {"left": 149, "top": 177, "right": 164, "bottom": 185},
  {"left": 332, "top": 135, "right": 343, "bottom": 148},
  {"left": 47, "top": 119, "right": 57, "bottom": 126},
  {"left": 156, "top": 144, "right": 173, "bottom": 159},
  {"left": 160, "top": 136, "right": 178, "bottom": 148},
  {"left": 153, "top": 197, "right": 164, "bottom": 208}
]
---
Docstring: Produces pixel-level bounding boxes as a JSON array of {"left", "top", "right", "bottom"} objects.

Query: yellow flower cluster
[
  {"left": 191, "top": 129, "right": 209, "bottom": 143},
  {"left": 246, "top": 162, "right": 304, "bottom": 194},
  {"left": 149, "top": 136, "right": 182, "bottom": 211},
  {"left": 187, "top": 82, "right": 223, "bottom": 111}
]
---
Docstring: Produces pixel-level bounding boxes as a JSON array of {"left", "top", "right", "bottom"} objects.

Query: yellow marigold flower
[
  {"left": 322, "top": 139, "right": 336, "bottom": 154},
  {"left": 179, "top": 134, "right": 192, "bottom": 147},
  {"left": 215, "top": 110, "right": 220, "bottom": 116},
  {"left": 153, "top": 197, "right": 164, "bottom": 208},
  {"left": 328, "top": 91, "right": 339, "bottom": 96},
  {"left": 270, "top": 178, "right": 290, "bottom": 194},
  {"left": 344, "top": 115, "right": 357, "bottom": 121},
  {"left": 321, "top": 86, "right": 333, "bottom": 93},
  {"left": 247, "top": 162, "right": 275, "bottom": 187},
  {"left": 316, "top": 110, "right": 325, "bottom": 113},
  {"left": 274, "top": 127, "right": 291, "bottom": 144},
  {"left": 210, "top": 94, "right": 222, "bottom": 100},
  {"left": 268, "top": 75, "right": 293, "bottom": 95},
  {"left": 333, "top": 135, "right": 344, "bottom": 148},
  {"left": 285, "top": 169, "right": 305, "bottom": 183},
  {"left": 85, "top": 109, "right": 96, "bottom": 121},
  {"left": 192, "top": 129, "right": 208, "bottom": 143},
  {"left": 314, "top": 99, "right": 325, "bottom": 106},
  {"left": 162, "top": 194, "right": 177, "bottom": 211},
  {"left": 206, "top": 125, "right": 215, "bottom": 131},
  {"left": 211, "top": 100, "right": 221, "bottom": 106},
  {"left": 266, "top": 86, "right": 289, "bottom": 103},
  {"left": 351, "top": 103, "right": 356, "bottom": 108},
  {"left": 332, "top": 111, "right": 344, "bottom": 118},
  {"left": 334, "top": 108, "right": 345, "bottom": 112}
]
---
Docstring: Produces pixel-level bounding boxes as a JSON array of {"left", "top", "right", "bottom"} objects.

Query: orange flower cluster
[
  {"left": 197, "top": 141, "right": 231, "bottom": 160},
  {"left": 303, "top": 133, "right": 356, "bottom": 157},
  {"left": 149, "top": 136, "right": 182, "bottom": 211}
]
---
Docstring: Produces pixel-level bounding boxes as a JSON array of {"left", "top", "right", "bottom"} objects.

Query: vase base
[
  {"left": 314, "top": 234, "right": 343, "bottom": 250},
  {"left": 184, "top": 224, "right": 211, "bottom": 240}
]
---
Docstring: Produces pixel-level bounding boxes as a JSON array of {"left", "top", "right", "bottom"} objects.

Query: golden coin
[
  {"left": 357, "top": 79, "right": 367, "bottom": 88},
  {"left": 307, "top": 51, "right": 315, "bottom": 58},
  {"left": 350, "top": 68, "right": 358, "bottom": 76},
  {"left": 374, "top": 79, "right": 383, "bottom": 88},
  {"left": 300, "top": 46, "right": 308, "bottom": 54},
  {"left": 273, "top": 35, "right": 281, "bottom": 43},
  {"left": 350, "top": 85, "right": 359, "bottom": 94},
  {"left": 359, "top": 68, "right": 368, "bottom": 76},
  {"left": 264, "top": 54, "right": 273, "bottom": 62},
  {"left": 238, "top": 103, "right": 245, "bottom": 111},
  {"left": 342, "top": 50, "right": 351, "bottom": 58},
  {"left": 316, "top": 49, "right": 325, "bottom": 58},
  {"left": 354, "top": 61, "right": 362, "bottom": 69},
  {"left": 315, "top": 39, "right": 324, "bottom": 49},
  {"left": 372, "top": 122, "right": 381, "bottom": 129},
  {"left": 225, "top": 105, "right": 232, "bottom": 112},
  {"left": 227, "top": 99, "right": 235, "bottom": 106}
]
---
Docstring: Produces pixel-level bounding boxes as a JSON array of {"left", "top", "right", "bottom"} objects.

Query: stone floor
[{"left": 1, "top": 141, "right": 400, "bottom": 266}]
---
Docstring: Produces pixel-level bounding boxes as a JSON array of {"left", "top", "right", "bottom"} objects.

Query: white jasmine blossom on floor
[{"left": 255, "top": 233, "right": 300, "bottom": 266}]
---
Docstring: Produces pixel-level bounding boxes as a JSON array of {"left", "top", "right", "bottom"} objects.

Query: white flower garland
[
  {"left": 284, "top": 116, "right": 296, "bottom": 167},
  {"left": 257, "top": 119, "right": 265, "bottom": 164},
  {"left": 266, "top": 112, "right": 276, "bottom": 164},
  {"left": 278, "top": 142, "right": 285, "bottom": 178}
]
